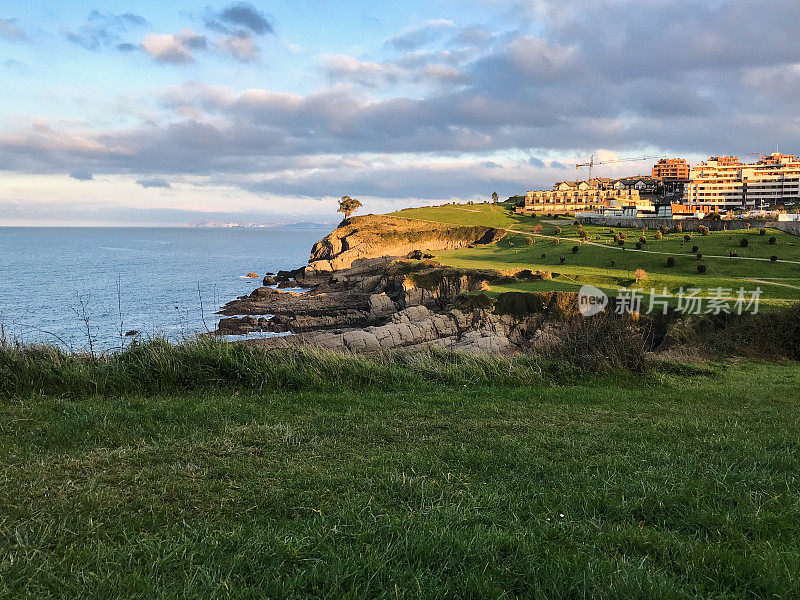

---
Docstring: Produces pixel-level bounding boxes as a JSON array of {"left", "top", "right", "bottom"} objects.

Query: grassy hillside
[
  {"left": 391, "top": 203, "right": 800, "bottom": 307},
  {"left": 3, "top": 343, "right": 800, "bottom": 598}
]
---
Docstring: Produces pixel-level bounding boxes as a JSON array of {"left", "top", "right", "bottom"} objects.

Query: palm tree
[{"left": 338, "top": 196, "right": 363, "bottom": 220}]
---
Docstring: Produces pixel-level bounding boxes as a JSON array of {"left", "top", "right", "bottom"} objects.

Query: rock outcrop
[
  {"left": 216, "top": 254, "right": 579, "bottom": 354},
  {"left": 306, "top": 214, "right": 505, "bottom": 274},
  {"left": 214, "top": 214, "right": 582, "bottom": 353}
]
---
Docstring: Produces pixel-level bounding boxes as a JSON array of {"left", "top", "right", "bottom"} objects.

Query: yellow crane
[{"left": 575, "top": 154, "right": 667, "bottom": 180}]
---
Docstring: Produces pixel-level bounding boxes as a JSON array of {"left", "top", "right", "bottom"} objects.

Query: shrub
[
  {"left": 554, "top": 226, "right": 562, "bottom": 234},
  {"left": 654, "top": 231, "right": 663, "bottom": 240},
  {"left": 617, "top": 240, "right": 625, "bottom": 247},
  {"left": 759, "top": 228, "right": 766, "bottom": 235},
  {"left": 610, "top": 260, "right": 617, "bottom": 267},
  {"left": 659, "top": 225, "right": 670, "bottom": 235},
  {"left": 707, "top": 212, "right": 721, "bottom": 221},
  {"left": 560, "top": 255, "right": 566, "bottom": 264},
  {"left": 675, "top": 222, "right": 683, "bottom": 233},
  {"left": 697, "top": 263, "right": 707, "bottom": 274},
  {"left": 684, "top": 234, "right": 691, "bottom": 242},
  {"left": 740, "top": 237, "right": 749, "bottom": 248},
  {"left": 769, "top": 236, "right": 777, "bottom": 245},
  {"left": 639, "top": 235, "right": 647, "bottom": 244},
  {"left": 634, "top": 268, "right": 647, "bottom": 282},
  {"left": 696, "top": 252, "right": 702, "bottom": 260},
  {"left": 635, "top": 242, "right": 642, "bottom": 249},
  {"left": 698, "top": 225, "right": 710, "bottom": 236},
  {"left": 666, "top": 256, "right": 676, "bottom": 267},
  {"left": 541, "top": 253, "right": 546, "bottom": 259},
  {"left": 691, "top": 245, "right": 699, "bottom": 253},
  {"left": 571, "top": 245, "right": 579, "bottom": 254},
  {"left": 771, "top": 255, "right": 778, "bottom": 263},
  {"left": 526, "top": 237, "right": 533, "bottom": 246}
]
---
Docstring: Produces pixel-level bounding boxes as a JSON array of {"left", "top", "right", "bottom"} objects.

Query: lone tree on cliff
[
  {"left": 338, "top": 196, "right": 363, "bottom": 220},
  {"left": 492, "top": 191, "right": 499, "bottom": 204}
]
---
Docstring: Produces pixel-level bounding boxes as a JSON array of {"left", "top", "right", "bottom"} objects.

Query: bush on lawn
[
  {"left": 740, "top": 237, "right": 749, "bottom": 248},
  {"left": 769, "top": 237, "right": 777, "bottom": 245},
  {"left": 666, "top": 256, "right": 676, "bottom": 267},
  {"left": 771, "top": 255, "right": 778, "bottom": 263},
  {"left": 697, "top": 263, "right": 707, "bottom": 274}
]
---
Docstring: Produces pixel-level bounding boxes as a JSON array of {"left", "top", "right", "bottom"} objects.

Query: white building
[{"left": 684, "top": 153, "right": 800, "bottom": 211}]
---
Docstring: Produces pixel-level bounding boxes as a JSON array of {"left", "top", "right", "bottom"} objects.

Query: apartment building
[
  {"left": 651, "top": 158, "right": 690, "bottom": 182},
  {"left": 516, "top": 178, "right": 651, "bottom": 214},
  {"left": 683, "top": 153, "right": 800, "bottom": 210}
]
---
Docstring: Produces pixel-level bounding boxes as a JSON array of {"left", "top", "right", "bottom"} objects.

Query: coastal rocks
[
  {"left": 308, "top": 214, "right": 504, "bottom": 272},
  {"left": 369, "top": 293, "right": 396, "bottom": 318},
  {"left": 215, "top": 229, "right": 582, "bottom": 354},
  {"left": 262, "top": 275, "right": 277, "bottom": 286}
]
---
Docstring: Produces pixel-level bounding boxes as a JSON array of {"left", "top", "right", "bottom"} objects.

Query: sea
[{"left": 0, "top": 226, "right": 326, "bottom": 352}]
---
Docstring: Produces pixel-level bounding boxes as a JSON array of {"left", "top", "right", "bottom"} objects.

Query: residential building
[
  {"left": 683, "top": 153, "right": 800, "bottom": 211},
  {"left": 651, "top": 158, "right": 690, "bottom": 182},
  {"left": 516, "top": 178, "right": 652, "bottom": 214}
]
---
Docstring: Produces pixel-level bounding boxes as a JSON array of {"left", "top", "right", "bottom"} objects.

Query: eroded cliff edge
[
  {"left": 305, "top": 214, "right": 505, "bottom": 274},
  {"left": 215, "top": 214, "right": 592, "bottom": 353}
]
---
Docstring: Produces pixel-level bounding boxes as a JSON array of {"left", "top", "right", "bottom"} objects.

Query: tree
[
  {"left": 491, "top": 191, "right": 499, "bottom": 204},
  {"left": 338, "top": 196, "right": 363, "bottom": 220}
]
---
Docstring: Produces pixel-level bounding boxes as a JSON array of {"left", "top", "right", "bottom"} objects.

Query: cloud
[
  {"left": 528, "top": 156, "right": 545, "bottom": 168},
  {"left": 384, "top": 19, "right": 456, "bottom": 51},
  {"left": 218, "top": 31, "right": 260, "bottom": 62},
  {"left": 7, "top": 0, "right": 800, "bottom": 209},
  {"left": 116, "top": 43, "right": 138, "bottom": 53},
  {"left": 136, "top": 177, "right": 171, "bottom": 188},
  {"left": 141, "top": 30, "right": 208, "bottom": 64},
  {"left": 322, "top": 54, "right": 467, "bottom": 87},
  {"left": 69, "top": 170, "right": 94, "bottom": 181},
  {"left": 205, "top": 2, "right": 274, "bottom": 35},
  {"left": 0, "top": 17, "right": 27, "bottom": 41},
  {"left": 64, "top": 11, "right": 148, "bottom": 51}
]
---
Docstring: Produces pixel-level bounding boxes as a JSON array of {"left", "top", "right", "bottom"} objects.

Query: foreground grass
[{"left": 2, "top": 343, "right": 800, "bottom": 598}]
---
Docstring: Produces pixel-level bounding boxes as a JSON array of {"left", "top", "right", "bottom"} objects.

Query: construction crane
[{"left": 575, "top": 154, "right": 667, "bottom": 180}]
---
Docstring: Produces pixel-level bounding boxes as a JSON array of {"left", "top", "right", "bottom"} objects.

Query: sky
[{"left": 2, "top": 0, "right": 800, "bottom": 225}]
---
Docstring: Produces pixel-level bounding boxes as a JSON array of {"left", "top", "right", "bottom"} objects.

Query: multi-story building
[
  {"left": 516, "top": 178, "right": 651, "bottom": 214},
  {"left": 651, "top": 158, "right": 690, "bottom": 182},
  {"left": 683, "top": 153, "right": 800, "bottom": 211}
]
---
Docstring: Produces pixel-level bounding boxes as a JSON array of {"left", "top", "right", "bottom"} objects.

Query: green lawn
[
  {"left": 389, "top": 203, "right": 800, "bottom": 306},
  {"left": 3, "top": 360, "right": 800, "bottom": 598}
]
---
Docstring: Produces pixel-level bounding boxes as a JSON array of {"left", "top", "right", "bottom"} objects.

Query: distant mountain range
[{"left": 183, "top": 219, "right": 334, "bottom": 229}]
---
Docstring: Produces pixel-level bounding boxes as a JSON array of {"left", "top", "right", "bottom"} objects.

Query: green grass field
[
  {"left": 3, "top": 346, "right": 800, "bottom": 598},
  {"left": 390, "top": 203, "right": 800, "bottom": 307}
]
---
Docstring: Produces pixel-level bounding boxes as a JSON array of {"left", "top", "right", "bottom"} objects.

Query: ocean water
[{"left": 0, "top": 227, "right": 325, "bottom": 352}]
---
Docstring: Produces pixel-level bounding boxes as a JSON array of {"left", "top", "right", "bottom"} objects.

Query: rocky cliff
[
  {"left": 306, "top": 214, "right": 505, "bottom": 273},
  {"left": 217, "top": 254, "right": 576, "bottom": 354}
]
